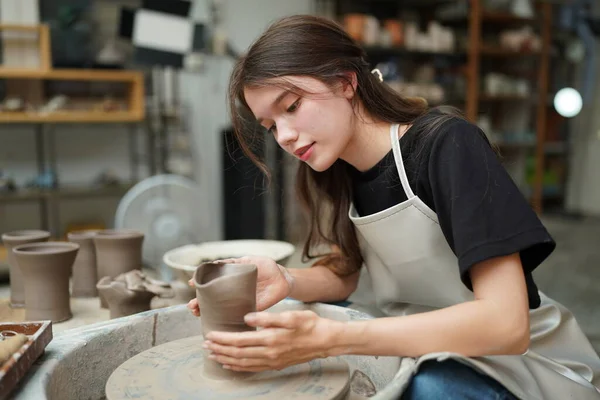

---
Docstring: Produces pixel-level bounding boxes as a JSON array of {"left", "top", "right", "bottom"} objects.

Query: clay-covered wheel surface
[{"left": 106, "top": 335, "right": 351, "bottom": 400}]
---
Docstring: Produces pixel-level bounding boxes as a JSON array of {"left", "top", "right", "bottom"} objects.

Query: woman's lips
[{"left": 295, "top": 143, "right": 315, "bottom": 161}]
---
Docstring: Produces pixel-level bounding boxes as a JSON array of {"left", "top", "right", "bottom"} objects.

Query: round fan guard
[{"left": 114, "top": 174, "right": 206, "bottom": 280}]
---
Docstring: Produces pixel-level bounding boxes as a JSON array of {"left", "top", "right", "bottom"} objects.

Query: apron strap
[{"left": 390, "top": 124, "right": 416, "bottom": 199}]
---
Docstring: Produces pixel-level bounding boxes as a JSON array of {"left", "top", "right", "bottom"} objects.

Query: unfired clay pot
[
  {"left": 93, "top": 229, "right": 144, "bottom": 308},
  {"left": 96, "top": 277, "right": 155, "bottom": 319},
  {"left": 12, "top": 241, "right": 79, "bottom": 322},
  {"left": 96, "top": 270, "right": 171, "bottom": 319},
  {"left": 67, "top": 230, "right": 99, "bottom": 297},
  {"left": 1, "top": 230, "right": 51, "bottom": 308},
  {"left": 193, "top": 262, "right": 257, "bottom": 380}
]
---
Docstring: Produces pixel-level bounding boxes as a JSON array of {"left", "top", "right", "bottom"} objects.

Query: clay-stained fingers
[
  {"left": 205, "top": 328, "right": 282, "bottom": 347},
  {"left": 187, "top": 298, "right": 200, "bottom": 316},
  {"left": 244, "top": 310, "right": 316, "bottom": 329},
  {"left": 208, "top": 354, "right": 277, "bottom": 371},
  {"left": 222, "top": 365, "right": 271, "bottom": 372},
  {"left": 206, "top": 342, "right": 276, "bottom": 360}
]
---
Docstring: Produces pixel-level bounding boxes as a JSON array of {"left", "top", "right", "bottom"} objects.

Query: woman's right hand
[{"left": 187, "top": 256, "right": 294, "bottom": 317}]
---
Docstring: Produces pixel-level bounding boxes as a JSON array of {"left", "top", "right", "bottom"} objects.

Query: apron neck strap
[{"left": 390, "top": 124, "right": 416, "bottom": 199}]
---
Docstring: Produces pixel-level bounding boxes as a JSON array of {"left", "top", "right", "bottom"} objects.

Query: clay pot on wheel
[
  {"left": 193, "top": 262, "right": 257, "bottom": 380},
  {"left": 12, "top": 242, "right": 79, "bottom": 322},
  {"left": 93, "top": 229, "right": 144, "bottom": 308},
  {"left": 1, "top": 230, "right": 51, "bottom": 308},
  {"left": 67, "top": 230, "right": 99, "bottom": 297}
]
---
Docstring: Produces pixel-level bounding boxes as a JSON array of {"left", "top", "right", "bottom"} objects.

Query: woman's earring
[{"left": 371, "top": 68, "right": 383, "bottom": 82}]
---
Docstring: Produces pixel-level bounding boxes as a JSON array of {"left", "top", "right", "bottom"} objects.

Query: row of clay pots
[{"left": 1, "top": 229, "right": 144, "bottom": 323}]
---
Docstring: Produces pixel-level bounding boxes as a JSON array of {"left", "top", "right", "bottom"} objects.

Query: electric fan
[{"left": 114, "top": 174, "right": 206, "bottom": 280}]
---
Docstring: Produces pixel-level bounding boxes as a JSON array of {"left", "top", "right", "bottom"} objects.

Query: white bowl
[{"left": 163, "top": 239, "right": 296, "bottom": 280}]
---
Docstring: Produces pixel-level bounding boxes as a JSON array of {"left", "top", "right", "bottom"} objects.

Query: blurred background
[{"left": 0, "top": 0, "right": 598, "bottom": 350}]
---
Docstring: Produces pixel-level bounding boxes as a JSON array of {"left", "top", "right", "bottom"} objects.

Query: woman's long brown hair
[{"left": 228, "top": 15, "right": 449, "bottom": 275}]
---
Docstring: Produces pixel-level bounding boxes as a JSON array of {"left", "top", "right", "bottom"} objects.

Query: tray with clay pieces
[{"left": 0, "top": 321, "right": 53, "bottom": 400}]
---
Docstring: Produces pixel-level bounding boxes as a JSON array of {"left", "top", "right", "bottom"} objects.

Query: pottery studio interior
[{"left": 0, "top": 0, "right": 600, "bottom": 399}]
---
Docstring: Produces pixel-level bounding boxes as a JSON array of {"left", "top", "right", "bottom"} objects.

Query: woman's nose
[{"left": 275, "top": 124, "right": 298, "bottom": 148}]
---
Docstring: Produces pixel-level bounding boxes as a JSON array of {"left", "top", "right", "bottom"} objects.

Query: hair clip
[{"left": 371, "top": 68, "right": 383, "bottom": 82}]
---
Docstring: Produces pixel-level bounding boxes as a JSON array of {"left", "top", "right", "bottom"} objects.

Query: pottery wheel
[{"left": 105, "top": 335, "right": 351, "bottom": 400}]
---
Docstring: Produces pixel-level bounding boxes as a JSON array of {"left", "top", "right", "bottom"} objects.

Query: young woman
[{"left": 188, "top": 15, "right": 600, "bottom": 399}]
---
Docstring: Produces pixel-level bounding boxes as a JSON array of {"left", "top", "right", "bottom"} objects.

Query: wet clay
[
  {"left": 12, "top": 242, "right": 79, "bottom": 322},
  {"left": 349, "top": 370, "right": 377, "bottom": 397},
  {"left": 105, "top": 335, "right": 351, "bottom": 400},
  {"left": 93, "top": 229, "right": 144, "bottom": 308},
  {"left": 96, "top": 270, "right": 172, "bottom": 319},
  {"left": 1, "top": 230, "right": 50, "bottom": 308},
  {"left": 193, "top": 262, "right": 258, "bottom": 380},
  {"left": 67, "top": 230, "right": 99, "bottom": 297}
]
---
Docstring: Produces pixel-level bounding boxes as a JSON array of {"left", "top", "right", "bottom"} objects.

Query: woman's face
[{"left": 243, "top": 76, "right": 356, "bottom": 172}]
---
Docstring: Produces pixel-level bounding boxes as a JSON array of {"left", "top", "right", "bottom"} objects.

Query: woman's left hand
[{"left": 204, "top": 310, "right": 337, "bottom": 372}]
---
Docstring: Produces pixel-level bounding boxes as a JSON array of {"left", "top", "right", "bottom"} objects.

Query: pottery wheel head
[{"left": 105, "top": 335, "right": 351, "bottom": 400}]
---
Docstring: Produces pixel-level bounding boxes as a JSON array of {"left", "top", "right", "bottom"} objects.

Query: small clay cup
[
  {"left": 1, "top": 230, "right": 51, "bottom": 308},
  {"left": 93, "top": 229, "right": 144, "bottom": 308},
  {"left": 67, "top": 230, "right": 99, "bottom": 297},
  {"left": 193, "top": 262, "right": 257, "bottom": 380},
  {"left": 13, "top": 241, "right": 79, "bottom": 322}
]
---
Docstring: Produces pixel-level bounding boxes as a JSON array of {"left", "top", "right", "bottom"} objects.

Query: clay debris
[{"left": 100, "top": 270, "right": 174, "bottom": 298}]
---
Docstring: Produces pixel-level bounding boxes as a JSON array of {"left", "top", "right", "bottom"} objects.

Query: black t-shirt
[{"left": 349, "top": 109, "right": 555, "bottom": 309}]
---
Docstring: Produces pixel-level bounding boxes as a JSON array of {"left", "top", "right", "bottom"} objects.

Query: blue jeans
[{"left": 402, "top": 359, "right": 518, "bottom": 400}]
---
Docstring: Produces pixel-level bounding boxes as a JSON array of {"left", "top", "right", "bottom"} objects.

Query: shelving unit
[
  {"left": 462, "top": 1, "right": 554, "bottom": 213},
  {"left": 331, "top": 0, "right": 561, "bottom": 213},
  {"left": 0, "top": 68, "right": 145, "bottom": 123},
  {"left": 0, "top": 120, "right": 145, "bottom": 237},
  {"left": 0, "top": 23, "right": 148, "bottom": 237}
]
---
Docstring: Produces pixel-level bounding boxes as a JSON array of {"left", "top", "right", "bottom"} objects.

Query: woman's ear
[{"left": 340, "top": 72, "right": 358, "bottom": 100}]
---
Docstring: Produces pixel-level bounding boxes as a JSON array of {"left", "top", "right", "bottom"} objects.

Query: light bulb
[{"left": 554, "top": 87, "right": 582, "bottom": 118}]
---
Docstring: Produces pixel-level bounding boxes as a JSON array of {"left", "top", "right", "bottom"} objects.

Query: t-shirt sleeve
[{"left": 427, "top": 119, "right": 556, "bottom": 290}]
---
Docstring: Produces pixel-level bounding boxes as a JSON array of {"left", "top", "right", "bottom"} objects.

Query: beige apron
[{"left": 347, "top": 124, "right": 600, "bottom": 399}]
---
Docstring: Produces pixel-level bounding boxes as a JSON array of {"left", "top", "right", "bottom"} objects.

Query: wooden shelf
[
  {"left": 480, "top": 94, "right": 530, "bottom": 101},
  {"left": 0, "top": 68, "right": 141, "bottom": 81},
  {"left": 0, "top": 111, "right": 143, "bottom": 123},
  {"left": 360, "top": 0, "right": 454, "bottom": 6},
  {"left": 0, "top": 184, "right": 134, "bottom": 203},
  {"left": 0, "top": 68, "right": 145, "bottom": 123},
  {"left": 481, "top": 11, "right": 536, "bottom": 25},
  {"left": 480, "top": 45, "right": 540, "bottom": 57},
  {"left": 364, "top": 46, "right": 464, "bottom": 58},
  {"left": 0, "top": 24, "right": 51, "bottom": 71},
  {"left": 440, "top": 11, "right": 537, "bottom": 26}
]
